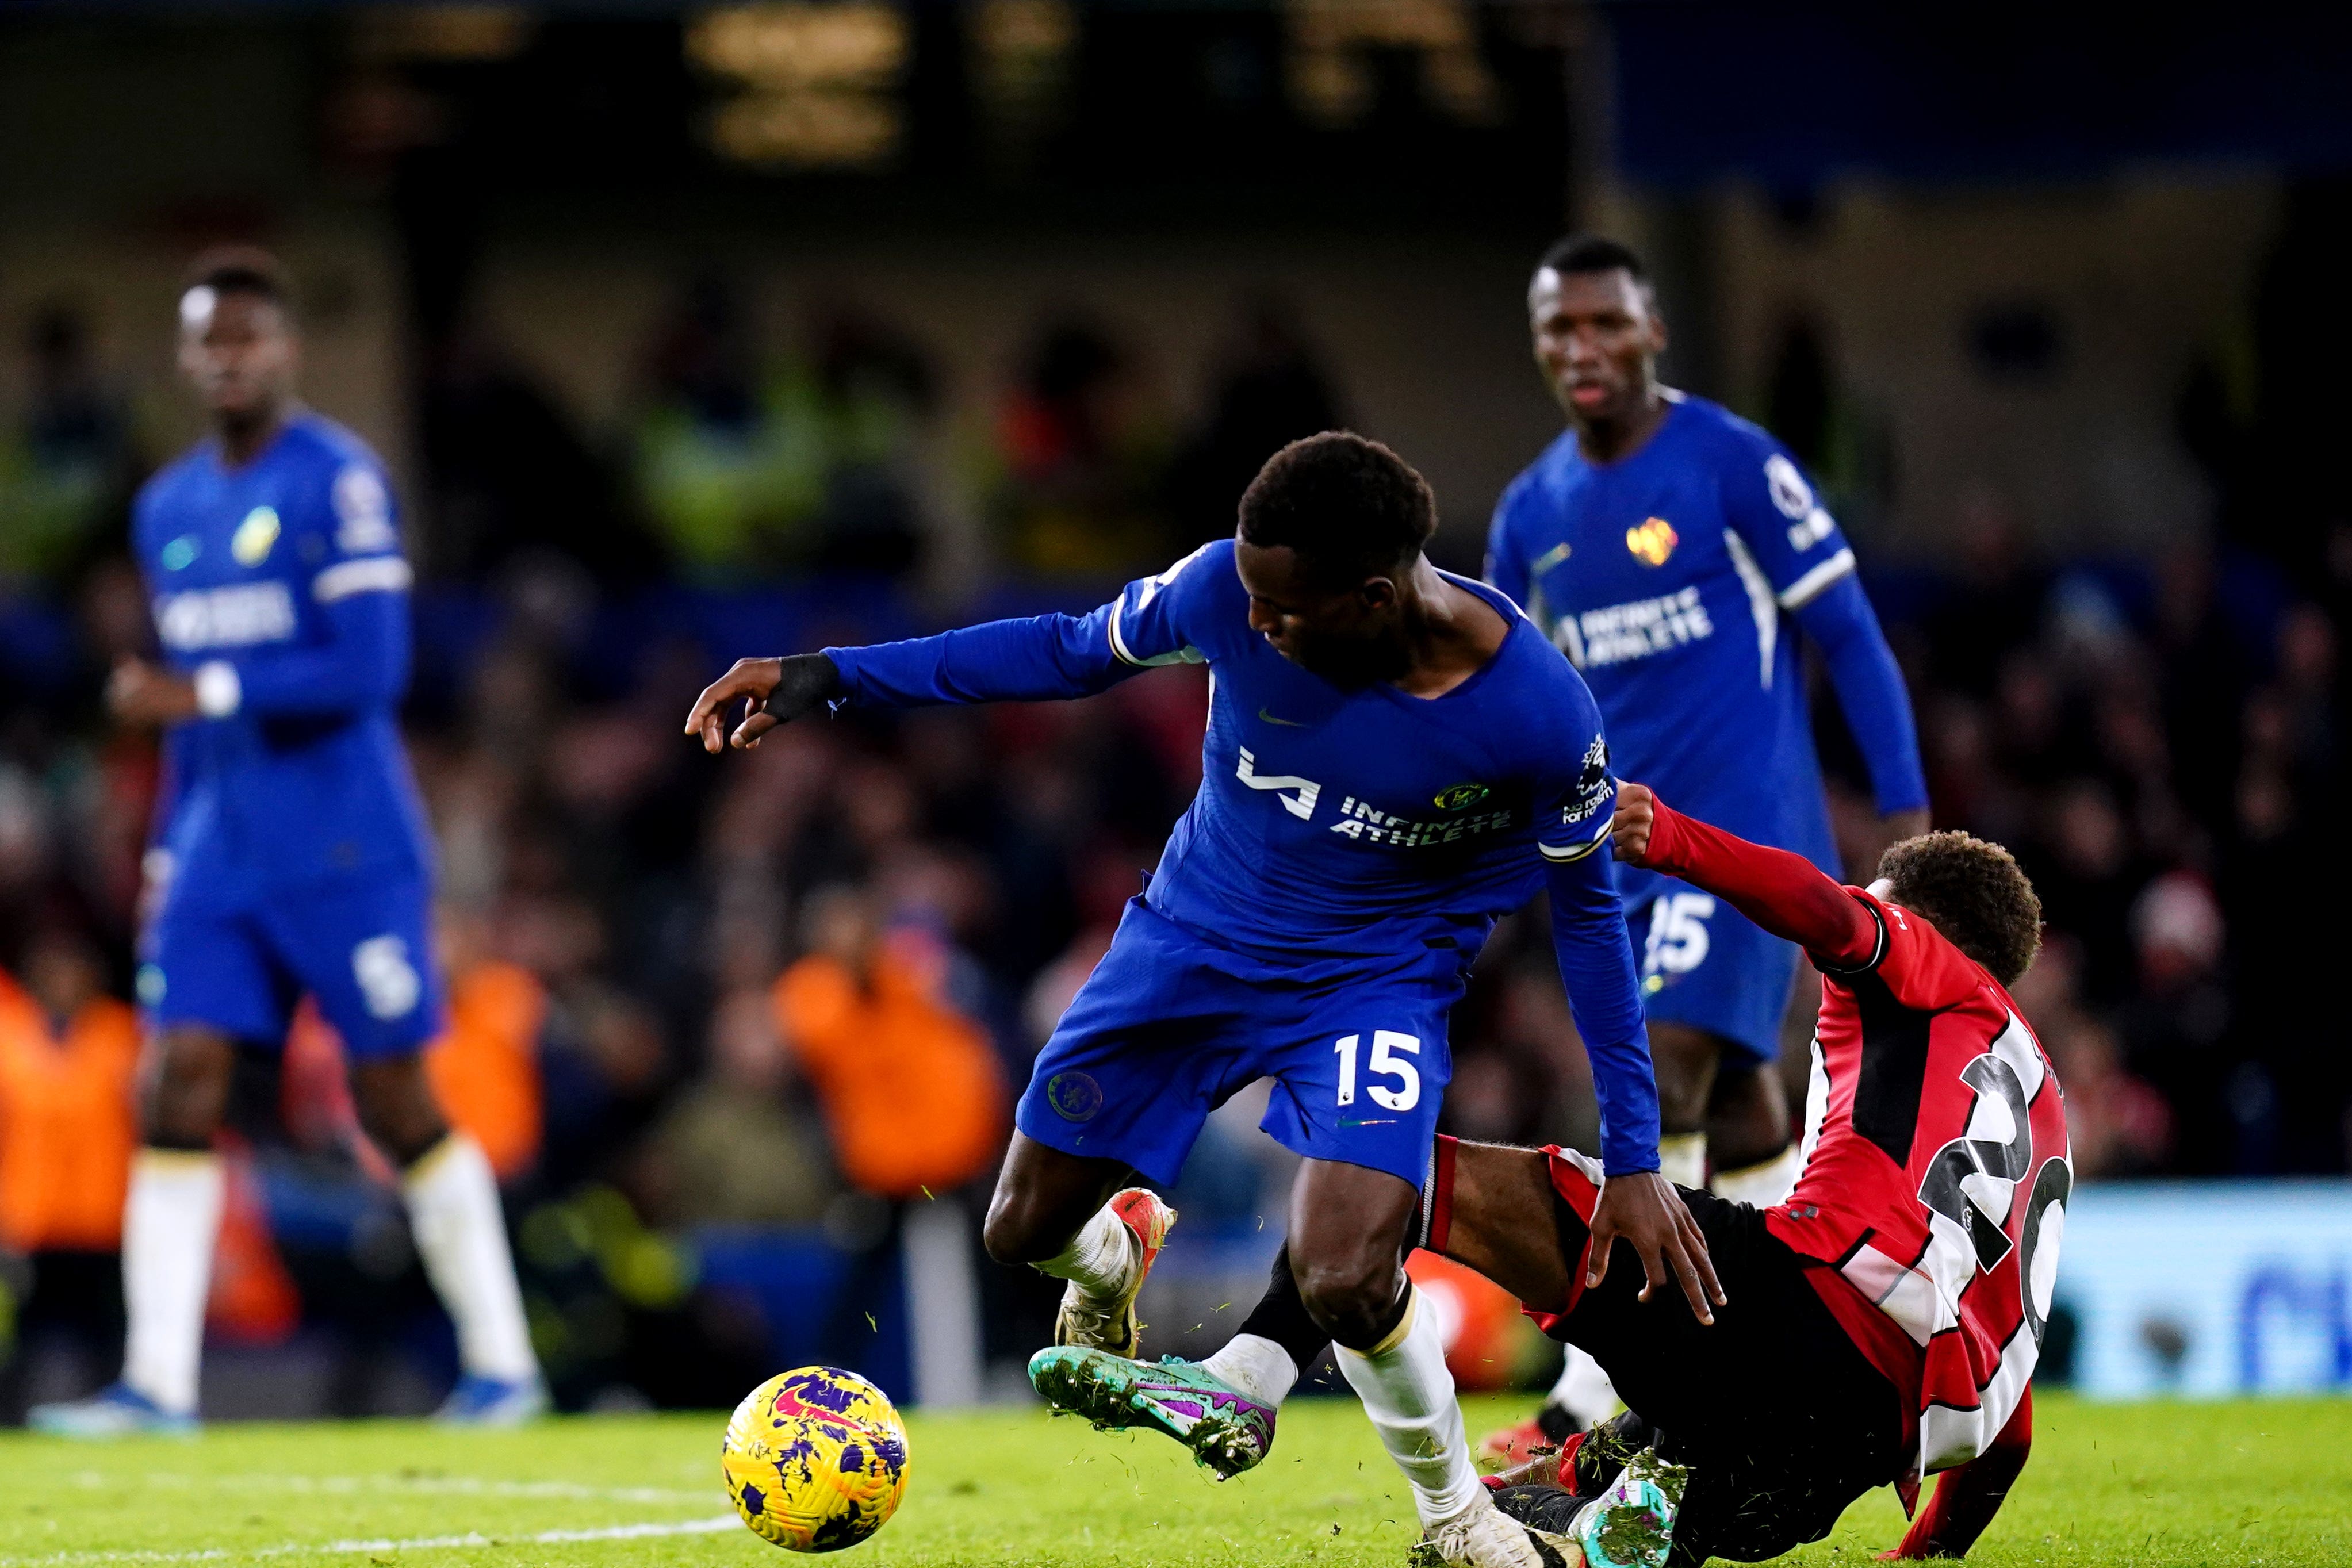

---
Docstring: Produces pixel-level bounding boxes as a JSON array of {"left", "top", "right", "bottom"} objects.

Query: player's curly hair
[
  {"left": 184, "top": 245, "right": 291, "bottom": 312},
  {"left": 1537, "top": 232, "right": 1648, "bottom": 283},
  {"left": 1877, "top": 831, "right": 2043, "bottom": 986},
  {"left": 1237, "top": 431, "right": 1437, "bottom": 585}
]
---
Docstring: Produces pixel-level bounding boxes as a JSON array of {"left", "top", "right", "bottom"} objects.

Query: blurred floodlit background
[{"left": 2, "top": 1, "right": 2351, "bottom": 1419}]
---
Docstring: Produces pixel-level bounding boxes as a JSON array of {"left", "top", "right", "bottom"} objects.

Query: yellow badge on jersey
[
  {"left": 1625, "top": 516, "right": 1678, "bottom": 566},
  {"left": 232, "top": 505, "right": 281, "bottom": 566}
]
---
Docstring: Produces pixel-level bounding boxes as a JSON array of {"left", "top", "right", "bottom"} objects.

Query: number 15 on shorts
[{"left": 1335, "top": 1031, "right": 1421, "bottom": 1111}]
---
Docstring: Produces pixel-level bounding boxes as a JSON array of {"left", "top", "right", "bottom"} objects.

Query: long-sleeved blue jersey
[
  {"left": 825, "top": 539, "right": 1662, "bottom": 1175},
  {"left": 132, "top": 411, "right": 433, "bottom": 908},
  {"left": 1487, "top": 392, "right": 1927, "bottom": 872}
]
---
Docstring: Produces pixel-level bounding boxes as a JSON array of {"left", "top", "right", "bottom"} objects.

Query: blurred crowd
[
  {"left": 0, "top": 272, "right": 2346, "bottom": 1415},
  {"left": 1886, "top": 497, "right": 2351, "bottom": 1182}
]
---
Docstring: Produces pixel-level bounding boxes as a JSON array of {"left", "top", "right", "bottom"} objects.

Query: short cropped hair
[
  {"left": 183, "top": 246, "right": 292, "bottom": 313},
  {"left": 1878, "top": 831, "right": 2043, "bottom": 987},
  {"left": 1537, "top": 233, "right": 1648, "bottom": 285},
  {"left": 1236, "top": 432, "right": 1437, "bottom": 584}
]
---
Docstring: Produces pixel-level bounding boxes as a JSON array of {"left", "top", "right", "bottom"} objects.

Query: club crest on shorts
[
  {"left": 1432, "top": 781, "right": 1490, "bottom": 812},
  {"left": 1046, "top": 1071, "right": 1104, "bottom": 1122}
]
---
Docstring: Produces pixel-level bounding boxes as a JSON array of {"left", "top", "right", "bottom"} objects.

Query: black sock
[{"left": 1233, "top": 1244, "right": 1332, "bottom": 1378}]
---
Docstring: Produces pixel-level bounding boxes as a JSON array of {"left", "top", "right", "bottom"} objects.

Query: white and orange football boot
[{"left": 1052, "top": 1187, "right": 1177, "bottom": 1359}]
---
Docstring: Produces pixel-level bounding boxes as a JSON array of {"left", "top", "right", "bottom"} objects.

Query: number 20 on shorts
[{"left": 1334, "top": 1031, "right": 1421, "bottom": 1111}]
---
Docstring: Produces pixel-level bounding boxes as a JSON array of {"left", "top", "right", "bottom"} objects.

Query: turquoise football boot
[
  {"left": 1029, "top": 1346, "right": 1276, "bottom": 1479},
  {"left": 1569, "top": 1448, "right": 1686, "bottom": 1568}
]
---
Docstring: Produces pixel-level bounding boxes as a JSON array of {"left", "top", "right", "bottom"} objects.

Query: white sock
[
  {"left": 1035, "top": 1203, "right": 1136, "bottom": 1296},
  {"left": 120, "top": 1149, "right": 225, "bottom": 1416},
  {"left": 1657, "top": 1132, "right": 1707, "bottom": 1190},
  {"left": 403, "top": 1133, "right": 538, "bottom": 1382},
  {"left": 1710, "top": 1143, "right": 1802, "bottom": 1207},
  {"left": 1202, "top": 1332, "right": 1300, "bottom": 1408},
  {"left": 1545, "top": 1343, "right": 1619, "bottom": 1428},
  {"left": 1336, "top": 1286, "right": 1483, "bottom": 1527}
]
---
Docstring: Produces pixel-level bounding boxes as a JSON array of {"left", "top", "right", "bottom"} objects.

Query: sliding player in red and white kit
[
  {"left": 1048, "top": 783, "right": 2061, "bottom": 1562},
  {"left": 1441, "top": 784, "right": 2063, "bottom": 1562}
]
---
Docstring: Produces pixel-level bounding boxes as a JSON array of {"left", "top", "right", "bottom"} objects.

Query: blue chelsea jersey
[
  {"left": 837, "top": 539, "right": 1618, "bottom": 961},
  {"left": 823, "top": 538, "right": 1662, "bottom": 1173},
  {"left": 1119, "top": 550, "right": 1618, "bottom": 962},
  {"left": 132, "top": 411, "right": 434, "bottom": 906},
  {"left": 1487, "top": 393, "right": 1861, "bottom": 867}
]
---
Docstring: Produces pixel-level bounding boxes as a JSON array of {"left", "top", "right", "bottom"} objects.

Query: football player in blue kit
[
  {"left": 1481, "top": 234, "right": 1929, "bottom": 1451},
  {"left": 689, "top": 433, "right": 1721, "bottom": 1568},
  {"left": 31, "top": 252, "right": 542, "bottom": 1436}
]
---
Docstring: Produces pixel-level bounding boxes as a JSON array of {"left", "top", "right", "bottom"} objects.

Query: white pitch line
[
  {"left": 0, "top": 1514, "right": 739, "bottom": 1567},
  {"left": 61, "top": 1472, "right": 708, "bottom": 1505}
]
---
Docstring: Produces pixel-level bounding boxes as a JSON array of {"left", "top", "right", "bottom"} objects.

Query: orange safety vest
[
  {"left": 423, "top": 962, "right": 546, "bottom": 1182},
  {"left": 773, "top": 940, "right": 1007, "bottom": 1201},
  {"left": 0, "top": 973, "right": 140, "bottom": 1253}
]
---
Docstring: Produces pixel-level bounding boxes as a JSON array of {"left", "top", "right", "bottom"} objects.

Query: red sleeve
[
  {"left": 1641, "top": 796, "right": 1880, "bottom": 970},
  {"left": 1882, "top": 1387, "right": 2033, "bottom": 1559}
]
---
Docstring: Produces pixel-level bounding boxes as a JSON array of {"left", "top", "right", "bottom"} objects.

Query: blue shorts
[
  {"left": 140, "top": 871, "right": 443, "bottom": 1060},
  {"left": 1621, "top": 872, "right": 1800, "bottom": 1068},
  {"left": 1017, "top": 899, "right": 1460, "bottom": 1189}
]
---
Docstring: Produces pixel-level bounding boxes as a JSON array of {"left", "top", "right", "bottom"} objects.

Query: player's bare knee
[
  {"left": 141, "top": 1028, "right": 234, "bottom": 1148},
  {"left": 350, "top": 1055, "right": 448, "bottom": 1168},
  {"left": 1648, "top": 1023, "right": 1722, "bottom": 1132},
  {"left": 1294, "top": 1254, "right": 1402, "bottom": 1351},
  {"left": 1657, "top": 1087, "right": 1709, "bottom": 1134},
  {"left": 981, "top": 1187, "right": 1066, "bottom": 1267},
  {"left": 1653, "top": 1060, "right": 1713, "bottom": 1132},
  {"left": 1707, "top": 1063, "right": 1790, "bottom": 1168}
]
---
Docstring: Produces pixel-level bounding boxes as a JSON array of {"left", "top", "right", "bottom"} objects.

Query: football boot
[
  {"left": 1029, "top": 1346, "right": 1275, "bottom": 1479},
  {"left": 1051, "top": 1186, "right": 1175, "bottom": 1358},
  {"left": 1410, "top": 1491, "right": 1584, "bottom": 1568},
  {"left": 28, "top": 1381, "right": 198, "bottom": 1439},
  {"left": 436, "top": 1371, "right": 550, "bottom": 1426}
]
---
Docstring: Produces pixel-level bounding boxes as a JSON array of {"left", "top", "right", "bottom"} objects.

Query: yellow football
[{"left": 722, "top": 1366, "right": 911, "bottom": 1552}]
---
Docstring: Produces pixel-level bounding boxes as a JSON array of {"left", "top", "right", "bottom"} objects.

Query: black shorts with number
[{"left": 1544, "top": 1187, "right": 1907, "bottom": 1565}]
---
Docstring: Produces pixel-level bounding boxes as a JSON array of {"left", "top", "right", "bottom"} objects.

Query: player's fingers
[
  {"left": 730, "top": 710, "right": 780, "bottom": 750},
  {"left": 1683, "top": 1213, "right": 1728, "bottom": 1306},
  {"left": 1583, "top": 1220, "right": 1614, "bottom": 1290},
  {"left": 1633, "top": 1236, "right": 1671, "bottom": 1304},
  {"left": 1665, "top": 1235, "right": 1715, "bottom": 1326},
  {"left": 685, "top": 678, "right": 740, "bottom": 737}
]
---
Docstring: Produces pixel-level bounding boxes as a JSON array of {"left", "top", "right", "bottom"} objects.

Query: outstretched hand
[
  {"left": 684, "top": 653, "right": 842, "bottom": 752},
  {"left": 1585, "top": 1169, "right": 1726, "bottom": 1325},
  {"left": 108, "top": 659, "right": 200, "bottom": 727}
]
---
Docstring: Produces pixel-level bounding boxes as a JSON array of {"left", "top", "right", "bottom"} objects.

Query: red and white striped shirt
[
  {"left": 1765, "top": 885, "right": 2069, "bottom": 1481},
  {"left": 1629, "top": 796, "right": 2068, "bottom": 1486}
]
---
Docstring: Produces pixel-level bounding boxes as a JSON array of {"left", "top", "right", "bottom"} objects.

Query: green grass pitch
[{"left": 1, "top": 1394, "right": 2343, "bottom": 1566}]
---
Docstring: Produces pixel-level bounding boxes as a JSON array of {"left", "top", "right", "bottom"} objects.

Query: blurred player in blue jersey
[
  {"left": 689, "top": 434, "right": 1719, "bottom": 1568},
  {"left": 1482, "top": 235, "right": 1928, "bottom": 1450},
  {"left": 30, "top": 251, "right": 542, "bottom": 1436}
]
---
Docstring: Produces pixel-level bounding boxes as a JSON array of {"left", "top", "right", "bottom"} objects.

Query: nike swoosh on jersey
[{"left": 1257, "top": 707, "right": 1309, "bottom": 727}]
